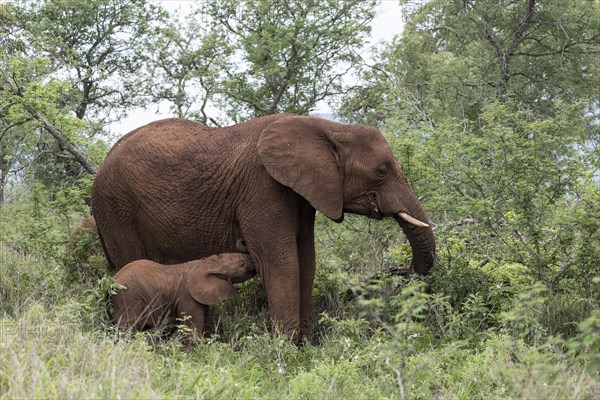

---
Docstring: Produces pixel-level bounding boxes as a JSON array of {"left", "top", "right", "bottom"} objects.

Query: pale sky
[{"left": 113, "top": 1, "right": 406, "bottom": 137}]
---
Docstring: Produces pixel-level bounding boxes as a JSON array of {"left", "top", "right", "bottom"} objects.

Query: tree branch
[
  {"left": 1, "top": 83, "right": 98, "bottom": 175},
  {"left": 508, "top": 0, "right": 536, "bottom": 54},
  {"left": 31, "top": 109, "right": 98, "bottom": 174}
]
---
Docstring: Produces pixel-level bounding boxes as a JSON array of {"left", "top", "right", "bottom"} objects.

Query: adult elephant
[{"left": 92, "top": 114, "right": 435, "bottom": 343}]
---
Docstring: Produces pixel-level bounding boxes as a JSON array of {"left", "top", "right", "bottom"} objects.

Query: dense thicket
[
  {"left": 339, "top": 0, "right": 599, "bottom": 307},
  {"left": 1, "top": 0, "right": 598, "bottom": 398}
]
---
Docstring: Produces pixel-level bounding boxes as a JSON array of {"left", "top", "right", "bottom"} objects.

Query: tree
[
  {"left": 0, "top": 0, "right": 166, "bottom": 201},
  {"left": 0, "top": 117, "right": 34, "bottom": 206},
  {"left": 339, "top": 0, "right": 600, "bottom": 287},
  {"left": 344, "top": 0, "right": 600, "bottom": 125},
  {"left": 22, "top": 0, "right": 166, "bottom": 124},
  {"left": 145, "top": 10, "right": 232, "bottom": 125},
  {"left": 207, "top": 0, "right": 377, "bottom": 121}
]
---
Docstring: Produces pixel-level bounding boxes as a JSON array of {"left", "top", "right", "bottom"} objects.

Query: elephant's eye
[{"left": 375, "top": 165, "right": 388, "bottom": 179}]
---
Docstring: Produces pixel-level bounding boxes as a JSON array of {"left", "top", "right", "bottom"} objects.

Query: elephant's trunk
[
  {"left": 378, "top": 170, "right": 436, "bottom": 275},
  {"left": 394, "top": 211, "right": 436, "bottom": 276}
]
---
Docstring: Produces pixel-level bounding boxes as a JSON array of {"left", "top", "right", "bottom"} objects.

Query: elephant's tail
[{"left": 96, "top": 223, "right": 117, "bottom": 272}]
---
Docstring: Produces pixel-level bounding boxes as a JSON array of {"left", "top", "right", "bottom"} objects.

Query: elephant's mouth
[
  {"left": 342, "top": 195, "right": 383, "bottom": 220},
  {"left": 368, "top": 197, "right": 384, "bottom": 220}
]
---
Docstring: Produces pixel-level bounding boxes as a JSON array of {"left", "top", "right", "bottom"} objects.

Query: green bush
[
  {"left": 62, "top": 216, "right": 108, "bottom": 285},
  {"left": 0, "top": 244, "right": 62, "bottom": 316}
]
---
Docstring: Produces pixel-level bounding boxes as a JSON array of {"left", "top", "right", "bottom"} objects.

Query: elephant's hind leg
[
  {"left": 114, "top": 302, "right": 148, "bottom": 332},
  {"left": 95, "top": 212, "right": 148, "bottom": 270}
]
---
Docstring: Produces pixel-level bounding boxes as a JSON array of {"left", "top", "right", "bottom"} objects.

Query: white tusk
[{"left": 398, "top": 212, "right": 429, "bottom": 228}]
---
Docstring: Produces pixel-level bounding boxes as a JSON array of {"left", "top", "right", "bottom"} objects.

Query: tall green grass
[
  {"left": 0, "top": 202, "right": 598, "bottom": 399},
  {"left": 1, "top": 300, "right": 598, "bottom": 399}
]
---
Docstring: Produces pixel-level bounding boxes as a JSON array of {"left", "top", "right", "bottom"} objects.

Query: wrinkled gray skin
[
  {"left": 93, "top": 114, "right": 436, "bottom": 343},
  {"left": 112, "top": 253, "right": 255, "bottom": 334}
]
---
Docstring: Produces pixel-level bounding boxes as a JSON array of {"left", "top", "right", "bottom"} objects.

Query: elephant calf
[{"left": 112, "top": 253, "right": 255, "bottom": 335}]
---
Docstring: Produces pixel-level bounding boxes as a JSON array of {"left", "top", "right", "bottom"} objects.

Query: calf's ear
[{"left": 187, "top": 265, "right": 238, "bottom": 305}]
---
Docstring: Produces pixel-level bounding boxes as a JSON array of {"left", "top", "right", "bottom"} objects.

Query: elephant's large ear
[
  {"left": 257, "top": 116, "right": 343, "bottom": 220},
  {"left": 187, "top": 265, "right": 239, "bottom": 306}
]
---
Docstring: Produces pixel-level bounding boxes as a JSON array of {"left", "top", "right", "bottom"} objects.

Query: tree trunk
[{"left": 0, "top": 164, "right": 7, "bottom": 207}]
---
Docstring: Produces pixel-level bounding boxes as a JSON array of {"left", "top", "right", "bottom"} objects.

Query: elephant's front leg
[
  {"left": 260, "top": 243, "right": 302, "bottom": 342},
  {"left": 176, "top": 297, "right": 207, "bottom": 336},
  {"left": 298, "top": 206, "right": 316, "bottom": 340},
  {"left": 240, "top": 218, "right": 302, "bottom": 342}
]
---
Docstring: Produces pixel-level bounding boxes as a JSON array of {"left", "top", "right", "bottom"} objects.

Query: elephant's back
[
  {"left": 94, "top": 119, "right": 227, "bottom": 197},
  {"left": 96, "top": 115, "right": 294, "bottom": 188},
  {"left": 104, "top": 114, "right": 292, "bottom": 161},
  {"left": 114, "top": 259, "right": 160, "bottom": 283},
  {"left": 105, "top": 118, "right": 215, "bottom": 159},
  {"left": 114, "top": 260, "right": 186, "bottom": 290}
]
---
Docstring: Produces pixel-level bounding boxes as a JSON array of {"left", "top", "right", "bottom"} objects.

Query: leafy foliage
[
  {"left": 0, "top": 0, "right": 164, "bottom": 201},
  {"left": 208, "top": 0, "right": 377, "bottom": 120},
  {"left": 19, "top": 0, "right": 165, "bottom": 123},
  {"left": 143, "top": 10, "right": 233, "bottom": 124}
]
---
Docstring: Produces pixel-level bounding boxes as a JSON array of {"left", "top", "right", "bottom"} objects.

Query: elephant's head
[
  {"left": 188, "top": 253, "right": 256, "bottom": 305},
  {"left": 257, "top": 115, "right": 435, "bottom": 275}
]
